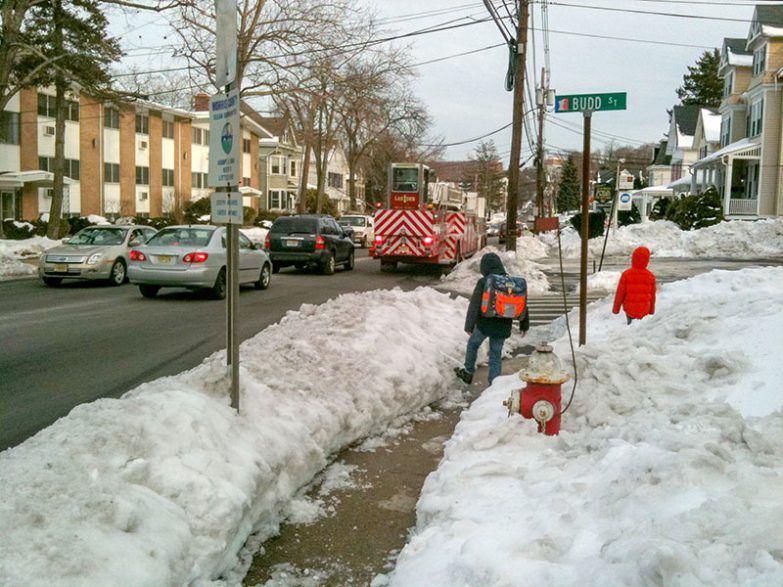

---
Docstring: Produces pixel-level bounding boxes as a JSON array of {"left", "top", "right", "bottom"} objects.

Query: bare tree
[{"left": 114, "top": 67, "right": 195, "bottom": 109}]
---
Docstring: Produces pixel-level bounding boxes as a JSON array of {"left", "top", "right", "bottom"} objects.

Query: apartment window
[
  {"left": 290, "top": 160, "right": 297, "bottom": 177},
  {"left": 192, "top": 171, "right": 208, "bottom": 189},
  {"left": 162, "top": 168, "right": 175, "bottom": 187},
  {"left": 243, "top": 138, "right": 251, "bottom": 153},
  {"left": 268, "top": 189, "right": 284, "bottom": 209},
  {"left": 136, "top": 113, "right": 149, "bottom": 135},
  {"left": 104, "top": 163, "right": 120, "bottom": 183},
  {"left": 723, "top": 72, "right": 733, "bottom": 98},
  {"left": 269, "top": 155, "right": 287, "bottom": 175},
  {"left": 242, "top": 176, "right": 251, "bottom": 187},
  {"left": 162, "top": 120, "right": 175, "bottom": 139},
  {"left": 104, "top": 107, "right": 120, "bottom": 129},
  {"left": 39, "top": 157, "right": 79, "bottom": 180},
  {"left": 752, "top": 45, "right": 766, "bottom": 76},
  {"left": 720, "top": 116, "right": 731, "bottom": 148},
  {"left": 0, "top": 110, "right": 20, "bottom": 144},
  {"left": 136, "top": 165, "right": 150, "bottom": 185},
  {"left": 192, "top": 127, "right": 210, "bottom": 145},
  {"left": 750, "top": 98, "right": 764, "bottom": 137},
  {"left": 328, "top": 172, "right": 343, "bottom": 189},
  {"left": 37, "top": 94, "right": 79, "bottom": 121}
]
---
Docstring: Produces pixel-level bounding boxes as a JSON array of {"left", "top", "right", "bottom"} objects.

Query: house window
[
  {"left": 104, "top": 163, "right": 120, "bottom": 183},
  {"left": 750, "top": 98, "right": 764, "bottom": 137},
  {"left": 162, "top": 168, "right": 175, "bottom": 187},
  {"left": 136, "top": 166, "right": 149, "bottom": 185},
  {"left": 243, "top": 138, "right": 251, "bottom": 153},
  {"left": 269, "top": 155, "right": 287, "bottom": 175},
  {"left": 192, "top": 171, "right": 208, "bottom": 188},
  {"left": 136, "top": 113, "right": 149, "bottom": 135},
  {"left": 290, "top": 160, "right": 297, "bottom": 177},
  {"left": 104, "top": 107, "right": 120, "bottom": 129},
  {"left": 0, "top": 110, "right": 20, "bottom": 144},
  {"left": 268, "top": 189, "right": 284, "bottom": 209},
  {"left": 37, "top": 94, "right": 79, "bottom": 121},
  {"left": 162, "top": 120, "right": 174, "bottom": 139},
  {"left": 720, "top": 116, "right": 731, "bottom": 148},
  {"left": 328, "top": 172, "right": 343, "bottom": 189},
  {"left": 752, "top": 45, "right": 766, "bottom": 76},
  {"left": 192, "top": 127, "right": 209, "bottom": 145},
  {"left": 723, "top": 72, "right": 733, "bottom": 98}
]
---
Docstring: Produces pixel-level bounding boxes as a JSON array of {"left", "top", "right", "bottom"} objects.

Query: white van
[{"left": 337, "top": 215, "right": 375, "bottom": 248}]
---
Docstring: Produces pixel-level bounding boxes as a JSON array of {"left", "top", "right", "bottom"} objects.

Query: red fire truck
[{"left": 371, "top": 162, "right": 485, "bottom": 271}]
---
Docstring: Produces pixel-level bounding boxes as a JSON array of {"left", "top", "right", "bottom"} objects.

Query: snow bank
[
  {"left": 383, "top": 267, "right": 783, "bottom": 587},
  {"left": 0, "top": 287, "right": 469, "bottom": 586},
  {"left": 0, "top": 236, "right": 60, "bottom": 280}
]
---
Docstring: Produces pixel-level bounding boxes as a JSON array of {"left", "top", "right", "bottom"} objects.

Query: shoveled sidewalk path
[{"left": 242, "top": 354, "right": 531, "bottom": 586}]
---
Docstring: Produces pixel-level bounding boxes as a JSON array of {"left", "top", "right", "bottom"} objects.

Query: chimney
[{"left": 193, "top": 93, "right": 209, "bottom": 112}]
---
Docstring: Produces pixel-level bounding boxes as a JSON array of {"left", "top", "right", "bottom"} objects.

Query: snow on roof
[{"left": 701, "top": 109, "right": 722, "bottom": 142}]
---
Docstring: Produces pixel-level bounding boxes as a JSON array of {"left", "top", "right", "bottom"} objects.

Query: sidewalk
[{"left": 242, "top": 353, "right": 530, "bottom": 586}]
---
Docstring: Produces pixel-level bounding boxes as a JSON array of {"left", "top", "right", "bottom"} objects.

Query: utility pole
[
  {"left": 535, "top": 67, "right": 547, "bottom": 223},
  {"left": 505, "top": 0, "right": 529, "bottom": 252}
]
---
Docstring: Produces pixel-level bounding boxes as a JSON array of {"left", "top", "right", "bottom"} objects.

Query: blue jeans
[{"left": 464, "top": 327, "right": 505, "bottom": 384}]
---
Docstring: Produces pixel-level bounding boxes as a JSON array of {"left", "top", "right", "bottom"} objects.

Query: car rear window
[
  {"left": 146, "top": 227, "right": 214, "bottom": 247},
  {"left": 339, "top": 217, "right": 366, "bottom": 227},
  {"left": 271, "top": 217, "right": 317, "bottom": 234}
]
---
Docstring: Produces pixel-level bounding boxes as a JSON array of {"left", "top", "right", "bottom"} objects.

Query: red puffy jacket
[{"left": 613, "top": 246, "right": 656, "bottom": 319}]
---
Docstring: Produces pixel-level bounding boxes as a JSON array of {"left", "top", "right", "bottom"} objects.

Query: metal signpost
[
  {"left": 554, "top": 91, "right": 627, "bottom": 345},
  {"left": 210, "top": 0, "right": 241, "bottom": 410}
]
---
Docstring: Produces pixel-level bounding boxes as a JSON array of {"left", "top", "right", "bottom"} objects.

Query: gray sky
[{"left": 111, "top": 0, "right": 763, "bottom": 162}]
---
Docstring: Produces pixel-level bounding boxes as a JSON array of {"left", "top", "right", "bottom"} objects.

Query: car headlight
[{"left": 87, "top": 253, "right": 103, "bottom": 265}]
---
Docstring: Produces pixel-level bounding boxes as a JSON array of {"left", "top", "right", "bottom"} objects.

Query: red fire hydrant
[{"left": 503, "top": 344, "right": 570, "bottom": 435}]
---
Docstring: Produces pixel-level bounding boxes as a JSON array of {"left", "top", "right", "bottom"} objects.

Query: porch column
[{"left": 723, "top": 157, "right": 733, "bottom": 215}]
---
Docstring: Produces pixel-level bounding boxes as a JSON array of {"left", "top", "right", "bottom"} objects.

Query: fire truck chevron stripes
[{"left": 375, "top": 210, "right": 435, "bottom": 235}]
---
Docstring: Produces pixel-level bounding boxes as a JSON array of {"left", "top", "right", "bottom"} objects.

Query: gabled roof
[
  {"left": 721, "top": 38, "right": 753, "bottom": 69},
  {"left": 650, "top": 141, "right": 671, "bottom": 166},
  {"left": 699, "top": 108, "right": 722, "bottom": 143},
  {"left": 749, "top": 5, "right": 783, "bottom": 43},
  {"left": 672, "top": 105, "right": 701, "bottom": 138}
]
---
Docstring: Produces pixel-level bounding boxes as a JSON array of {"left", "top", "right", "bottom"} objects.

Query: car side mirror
[{"left": 62, "top": 237, "right": 71, "bottom": 244}]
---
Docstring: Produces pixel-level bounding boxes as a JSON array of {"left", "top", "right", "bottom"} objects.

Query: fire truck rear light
[
  {"left": 129, "top": 250, "right": 146, "bottom": 261},
  {"left": 183, "top": 252, "right": 209, "bottom": 263},
  {"left": 374, "top": 235, "right": 384, "bottom": 244},
  {"left": 315, "top": 235, "right": 325, "bottom": 250},
  {"left": 422, "top": 236, "right": 434, "bottom": 246}
]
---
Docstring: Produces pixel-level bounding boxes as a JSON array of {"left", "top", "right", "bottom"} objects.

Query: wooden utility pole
[
  {"left": 535, "top": 67, "right": 547, "bottom": 220},
  {"left": 505, "top": 0, "right": 529, "bottom": 253}
]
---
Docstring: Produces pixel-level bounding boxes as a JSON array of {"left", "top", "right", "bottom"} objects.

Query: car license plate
[
  {"left": 157, "top": 255, "right": 173, "bottom": 264},
  {"left": 54, "top": 263, "right": 68, "bottom": 272},
  {"left": 284, "top": 239, "right": 300, "bottom": 247}
]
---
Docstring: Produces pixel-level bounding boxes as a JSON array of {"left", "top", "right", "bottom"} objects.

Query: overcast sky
[{"left": 111, "top": 0, "right": 763, "bottom": 163}]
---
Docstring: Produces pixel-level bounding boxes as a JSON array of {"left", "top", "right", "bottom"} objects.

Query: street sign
[
  {"left": 595, "top": 186, "right": 613, "bottom": 204},
  {"left": 617, "top": 191, "right": 633, "bottom": 211},
  {"left": 554, "top": 92, "right": 627, "bottom": 113},
  {"left": 618, "top": 172, "right": 634, "bottom": 190},
  {"left": 215, "top": 0, "right": 237, "bottom": 87},
  {"left": 208, "top": 90, "right": 240, "bottom": 187},
  {"left": 211, "top": 191, "right": 243, "bottom": 224}
]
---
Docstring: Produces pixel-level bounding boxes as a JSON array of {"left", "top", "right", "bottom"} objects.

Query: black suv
[{"left": 266, "top": 215, "right": 355, "bottom": 275}]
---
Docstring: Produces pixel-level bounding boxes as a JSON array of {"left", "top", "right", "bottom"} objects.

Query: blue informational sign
[{"left": 208, "top": 90, "right": 240, "bottom": 187}]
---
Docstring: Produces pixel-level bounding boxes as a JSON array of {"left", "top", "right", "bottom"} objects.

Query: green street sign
[{"left": 555, "top": 92, "right": 627, "bottom": 113}]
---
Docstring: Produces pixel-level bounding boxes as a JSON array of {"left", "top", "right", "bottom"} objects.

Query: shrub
[
  {"left": 67, "top": 216, "right": 95, "bottom": 235},
  {"left": 182, "top": 196, "right": 212, "bottom": 224},
  {"left": 1, "top": 220, "right": 35, "bottom": 239},
  {"left": 569, "top": 209, "right": 606, "bottom": 239},
  {"left": 618, "top": 205, "right": 641, "bottom": 226},
  {"left": 649, "top": 197, "right": 671, "bottom": 221},
  {"left": 243, "top": 206, "right": 257, "bottom": 226},
  {"left": 665, "top": 188, "right": 723, "bottom": 230}
]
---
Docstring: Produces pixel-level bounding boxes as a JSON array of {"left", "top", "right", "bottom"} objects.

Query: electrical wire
[
  {"left": 545, "top": 1, "right": 752, "bottom": 24},
  {"left": 555, "top": 220, "right": 579, "bottom": 415}
]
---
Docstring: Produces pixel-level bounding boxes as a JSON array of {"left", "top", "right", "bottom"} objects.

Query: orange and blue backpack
[{"left": 481, "top": 274, "right": 527, "bottom": 319}]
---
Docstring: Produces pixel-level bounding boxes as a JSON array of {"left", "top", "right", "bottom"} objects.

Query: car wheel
[
  {"left": 42, "top": 277, "right": 62, "bottom": 287},
  {"left": 108, "top": 259, "right": 126, "bottom": 286},
  {"left": 210, "top": 268, "right": 227, "bottom": 300},
  {"left": 255, "top": 263, "right": 271, "bottom": 290},
  {"left": 321, "top": 251, "right": 335, "bottom": 275},
  {"left": 139, "top": 284, "right": 159, "bottom": 298},
  {"left": 344, "top": 248, "right": 355, "bottom": 271},
  {"left": 380, "top": 260, "right": 397, "bottom": 272}
]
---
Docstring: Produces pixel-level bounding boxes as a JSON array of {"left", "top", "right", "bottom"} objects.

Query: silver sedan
[
  {"left": 127, "top": 225, "right": 272, "bottom": 299},
  {"left": 38, "top": 224, "right": 157, "bottom": 287}
]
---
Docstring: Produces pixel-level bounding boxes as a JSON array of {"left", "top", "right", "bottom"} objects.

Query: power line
[{"left": 545, "top": 1, "right": 753, "bottom": 24}]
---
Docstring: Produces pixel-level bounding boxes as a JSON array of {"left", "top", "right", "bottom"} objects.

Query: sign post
[
  {"left": 554, "top": 91, "right": 627, "bottom": 345},
  {"left": 210, "top": 0, "right": 241, "bottom": 411}
]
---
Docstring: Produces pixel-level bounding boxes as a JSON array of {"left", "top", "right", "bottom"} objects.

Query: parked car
[
  {"left": 127, "top": 225, "right": 272, "bottom": 299},
  {"left": 486, "top": 222, "right": 502, "bottom": 237},
  {"left": 337, "top": 214, "right": 374, "bottom": 248},
  {"left": 38, "top": 224, "right": 157, "bottom": 287},
  {"left": 498, "top": 222, "right": 524, "bottom": 244},
  {"left": 265, "top": 214, "right": 354, "bottom": 275}
]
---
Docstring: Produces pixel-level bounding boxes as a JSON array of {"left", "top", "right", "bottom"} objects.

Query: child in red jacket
[{"left": 613, "top": 246, "right": 656, "bottom": 325}]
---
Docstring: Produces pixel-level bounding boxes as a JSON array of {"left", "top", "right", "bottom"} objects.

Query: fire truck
[{"left": 371, "top": 162, "right": 486, "bottom": 271}]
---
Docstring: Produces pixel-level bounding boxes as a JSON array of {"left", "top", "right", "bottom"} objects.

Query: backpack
[{"left": 481, "top": 274, "right": 527, "bottom": 319}]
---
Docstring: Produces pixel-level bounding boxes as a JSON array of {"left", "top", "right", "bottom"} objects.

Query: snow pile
[
  {"left": 538, "top": 218, "right": 783, "bottom": 259},
  {"left": 0, "top": 236, "right": 60, "bottom": 280},
  {"left": 439, "top": 244, "right": 550, "bottom": 296},
  {"left": 383, "top": 266, "right": 783, "bottom": 587},
  {"left": 0, "top": 287, "right": 469, "bottom": 586}
]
